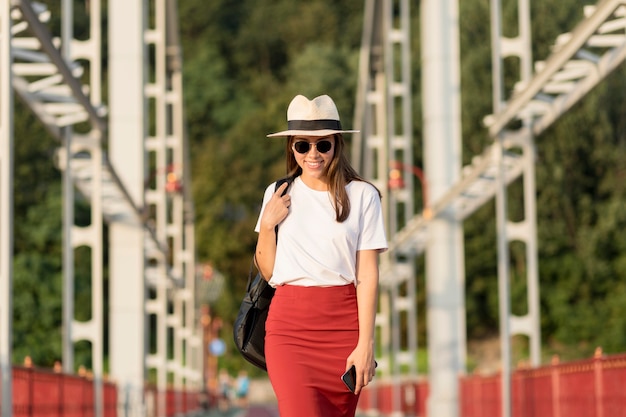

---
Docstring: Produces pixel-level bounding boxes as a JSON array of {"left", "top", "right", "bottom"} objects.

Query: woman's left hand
[{"left": 345, "top": 347, "right": 377, "bottom": 395}]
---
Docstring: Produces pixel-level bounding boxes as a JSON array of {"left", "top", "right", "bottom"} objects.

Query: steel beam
[
  {"left": 486, "top": 0, "right": 626, "bottom": 138},
  {"left": 0, "top": 1, "right": 14, "bottom": 415}
]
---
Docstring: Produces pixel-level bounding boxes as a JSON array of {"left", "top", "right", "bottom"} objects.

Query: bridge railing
[
  {"left": 6, "top": 349, "right": 626, "bottom": 417},
  {"left": 357, "top": 348, "right": 626, "bottom": 417},
  {"left": 356, "top": 378, "right": 429, "bottom": 416},
  {"left": 2, "top": 365, "right": 200, "bottom": 417},
  {"left": 144, "top": 384, "right": 200, "bottom": 417},
  {"left": 461, "top": 348, "right": 626, "bottom": 417},
  {"left": 9, "top": 366, "right": 117, "bottom": 417}
]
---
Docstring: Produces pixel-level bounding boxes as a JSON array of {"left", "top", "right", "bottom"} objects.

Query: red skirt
[{"left": 265, "top": 284, "right": 360, "bottom": 417}]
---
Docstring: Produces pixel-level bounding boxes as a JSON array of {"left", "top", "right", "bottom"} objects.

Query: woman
[{"left": 254, "top": 94, "right": 387, "bottom": 417}]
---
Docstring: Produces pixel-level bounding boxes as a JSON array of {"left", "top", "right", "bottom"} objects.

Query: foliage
[{"left": 536, "top": 68, "right": 626, "bottom": 358}]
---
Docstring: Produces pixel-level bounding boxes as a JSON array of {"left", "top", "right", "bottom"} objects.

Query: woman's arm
[
  {"left": 347, "top": 248, "right": 380, "bottom": 394},
  {"left": 255, "top": 182, "right": 290, "bottom": 280}
]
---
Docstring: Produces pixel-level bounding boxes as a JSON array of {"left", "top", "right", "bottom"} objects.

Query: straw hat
[{"left": 267, "top": 95, "right": 359, "bottom": 137}]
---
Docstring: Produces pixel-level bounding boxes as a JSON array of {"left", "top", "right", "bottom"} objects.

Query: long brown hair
[{"left": 284, "top": 134, "right": 381, "bottom": 222}]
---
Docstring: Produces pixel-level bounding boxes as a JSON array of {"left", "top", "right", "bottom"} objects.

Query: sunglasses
[{"left": 293, "top": 140, "right": 333, "bottom": 154}]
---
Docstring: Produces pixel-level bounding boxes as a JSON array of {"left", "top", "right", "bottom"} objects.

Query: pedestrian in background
[
  {"left": 217, "top": 368, "right": 232, "bottom": 411},
  {"left": 255, "top": 94, "right": 387, "bottom": 417},
  {"left": 234, "top": 370, "right": 250, "bottom": 408}
]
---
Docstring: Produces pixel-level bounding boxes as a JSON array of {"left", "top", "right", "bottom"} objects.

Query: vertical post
[
  {"left": 0, "top": 1, "right": 14, "bottom": 415},
  {"left": 490, "top": 1, "right": 539, "bottom": 416},
  {"left": 61, "top": 0, "right": 75, "bottom": 377},
  {"left": 353, "top": 5, "right": 417, "bottom": 412},
  {"left": 518, "top": 0, "right": 541, "bottom": 367},
  {"left": 61, "top": 1, "right": 106, "bottom": 415},
  {"left": 108, "top": 0, "right": 147, "bottom": 415},
  {"left": 550, "top": 356, "right": 561, "bottom": 417},
  {"left": 145, "top": 1, "right": 170, "bottom": 415},
  {"left": 353, "top": 0, "right": 391, "bottom": 393},
  {"left": 421, "top": 1, "right": 466, "bottom": 417},
  {"left": 494, "top": 140, "right": 512, "bottom": 417},
  {"left": 593, "top": 348, "right": 604, "bottom": 417},
  {"left": 490, "top": 0, "right": 513, "bottom": 411},
  {"left": 165, "top": 0, "right": 195, "bottom": 404},
  {"left": 86, "top": 1, "right": 105, "bottom": 415},
  {"left": 383, "top": 1, "right": 417, "bottom": 414}
]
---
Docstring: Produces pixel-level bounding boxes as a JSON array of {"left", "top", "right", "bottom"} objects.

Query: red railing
[
  {"left": 10, "top": 366, "right": 116, "bottom": 417},
  {"left": 357, "top": 379, "right": 430, "bottom": 416},
  {"left": 358, "top": 350, "right": 626, "bottom": 417},
  {"left": 461, "top": 350, "right": 626, "bottom": 417},
  {"left": 7, "top": 350, "right": 626, "bottom": 417},
  {"left": 144, "top": 384, "right": 200, "bottom": 417},
  {"left": 2, "top": 366, "right": 200, "bottom": 417}
]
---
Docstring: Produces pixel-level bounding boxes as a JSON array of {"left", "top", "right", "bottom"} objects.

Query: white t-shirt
[{"left": 255, "top": 176, "right": 388, "bottom": 287}]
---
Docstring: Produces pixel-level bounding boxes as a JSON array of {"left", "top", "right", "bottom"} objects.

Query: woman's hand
[
  {"left": 345, "top": 346, "right": 377, "bottom": 395},
  {"left": 259, "top": 182, "right": 291, "bottom": 230},
  {"left": 255, "top": 182, "right": 291, "bottom": 279}
]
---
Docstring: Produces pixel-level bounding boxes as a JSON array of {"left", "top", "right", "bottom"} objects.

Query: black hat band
[{"left": 287, "top": 119, "right": 343, "bottom": 131}]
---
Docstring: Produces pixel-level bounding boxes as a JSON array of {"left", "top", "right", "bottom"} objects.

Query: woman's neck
[{"left": 300, "top": 174, "right": 329, "bottom": 191}]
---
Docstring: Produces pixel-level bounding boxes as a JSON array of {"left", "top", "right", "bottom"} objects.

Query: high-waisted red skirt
[{"left": 265, "top": 284, "right": 360, "bottom": 417}]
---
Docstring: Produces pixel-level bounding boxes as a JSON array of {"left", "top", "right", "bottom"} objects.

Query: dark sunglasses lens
[
  {"left": 317, "top": 140, "right": 332, "bottom": 153},
  {"left": 294, "top": 142, "right": 310, "bottom": 153},
  {"left": 293, "top": 140, "right": 333, "bottom": 154}
]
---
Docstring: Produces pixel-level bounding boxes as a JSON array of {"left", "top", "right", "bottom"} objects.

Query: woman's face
[{"left": 291, "top": 135, "right": 335, "bottom": 184}]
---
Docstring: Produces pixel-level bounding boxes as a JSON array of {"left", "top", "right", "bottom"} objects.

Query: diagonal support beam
[
  {"left": 14, "top": 0, "right": 107, "bottom": 132},
  {"left": 486, "top": 0, "right": 626, "bottom": 137}
]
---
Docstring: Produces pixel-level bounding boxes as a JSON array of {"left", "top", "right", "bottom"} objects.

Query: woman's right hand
[
  {"left": 255, "top": 182, "right": 291, "bottom": 280},
  {"left": 260, "top": 182, "right": 291, "bottom": 230}
]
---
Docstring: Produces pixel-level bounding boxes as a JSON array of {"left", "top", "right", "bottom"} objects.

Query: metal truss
[
  {"left": 9, "top": 2, "right": 109, "bottom": 415},
  {"left": 2, "top": 1, "right": 200, "bottom": 416},
  {"left": 10, "top": 0, "right": 170, "bottom": 259},
  {"left": 11, "top": 1, "right": 106, "bottom": 132},
  {"left": 353, "top": 0, "right": 416, "bottom": 415},
  {"left": 489, "top": 2, "right": 539, "bottom": 417},
  {"left": 387, "top": 143, "right": 526, "bottom": 257},
  {"left": 486, "top": 0, "right": 626, "bottom": 139},
  {"left": 143, "top": 1, "right": 201, "bottom": 416},
  {"left": 388, "top": 0, "right": 626, "bottom": 258}
]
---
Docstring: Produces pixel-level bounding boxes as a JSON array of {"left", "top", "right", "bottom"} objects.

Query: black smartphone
[
  {"left": 341, "top": 365, "right": 357, "bottom": 393},
  {"left": 341, "top": 361, "right": 377, "bottom": 394}
]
